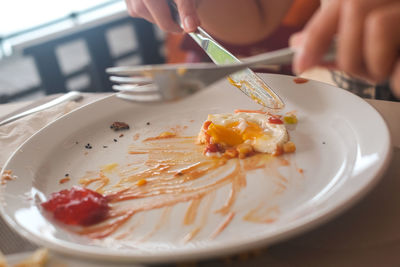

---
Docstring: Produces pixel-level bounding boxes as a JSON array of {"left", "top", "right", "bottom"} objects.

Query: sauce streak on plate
[{"left": 43, "top": 134, "right": 301, "bottom": 242}]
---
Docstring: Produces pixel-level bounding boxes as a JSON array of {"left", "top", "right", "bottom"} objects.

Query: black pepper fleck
[
  {"left": 103, "top": 145, "right": 108, "bottom": 148},
  {"left": 113, "top": 139, "right": 118, "bottom": 142},
  {"left": 85, "top": 143, "right": 93, "bottom": 149},
  {"left": 322, "top": 142, "right": 326, "bottom": 145},
  {"left": 65, "top": 173, "right": 69, "bottom": 177},
  {"left": 146, "top": 122, "right": 150, "bottom": 125}
]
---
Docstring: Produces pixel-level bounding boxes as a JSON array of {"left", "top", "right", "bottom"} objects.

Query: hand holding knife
[{"left": 167, "top": 1, "right": 285, "bottom": 110}]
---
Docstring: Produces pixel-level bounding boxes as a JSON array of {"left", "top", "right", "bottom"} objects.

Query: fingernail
[{"left": 183, "top": 16, "right": 197, "bottom": 32}]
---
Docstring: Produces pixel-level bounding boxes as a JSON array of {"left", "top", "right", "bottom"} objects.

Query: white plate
[{"left": 0, "top": 74, "right": 392, "bottom": 263}]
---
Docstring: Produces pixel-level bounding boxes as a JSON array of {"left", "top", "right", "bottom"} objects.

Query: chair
[{"left": 6, "top": 12, "right": 165, "bottom": 99}]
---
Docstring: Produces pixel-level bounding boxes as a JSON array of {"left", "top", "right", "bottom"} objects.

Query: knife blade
[{"left": 188, "top": 28, "right": 284, "bottom": 109}]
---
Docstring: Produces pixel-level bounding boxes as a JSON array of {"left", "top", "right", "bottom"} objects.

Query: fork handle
[
  {"left": 242, "top": 48, "right": 295, "bottom": 67},
  {"left": 243, "top": 42, "right": 336, "bottom": 68}
]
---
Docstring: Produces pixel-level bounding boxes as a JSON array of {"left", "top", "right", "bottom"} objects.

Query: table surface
[{"left": 0, "top": 94, "right": 399, "bottom": 266}]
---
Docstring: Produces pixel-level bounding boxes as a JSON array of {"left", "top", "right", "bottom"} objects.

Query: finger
[
  {"left": 291, "top": 32, "right": 339, "bottom": 69},
  {"left": 390, "top": 60, "right": 400, "bottom": 99},
  {"left": 293, "top": 1, "right": 340, "bottom": 74},
  {"left": 289, "top": 32, "right": 304, "bottom": 48},
  {"left": 364, "top": 3, "right": 400, "bottom": 82},
  {"left": 175, "top": 0, "right": 200, "bottom": 32},
  {"left": 125, "top": 0, "right": 155, "bottom": 23},
  {"left": 336, "top": 0, "right": 368, "bottom": 78},
  {"left": 143, "top": 0, "right": 182, "bottom": 32}
]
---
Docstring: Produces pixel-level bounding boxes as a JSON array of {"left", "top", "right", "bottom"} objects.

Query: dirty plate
[{"left": 0, "top": 74, "right": 391, "bottom": 263}]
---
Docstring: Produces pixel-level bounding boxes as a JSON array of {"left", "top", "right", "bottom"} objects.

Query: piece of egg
[{"left": 198, "top": 112, "right": 288, "bottom": 154}]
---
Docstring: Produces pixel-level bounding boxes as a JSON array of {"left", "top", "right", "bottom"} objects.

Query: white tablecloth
[{"left": 0, "top": 93, "right": 399, "bottom": 266}]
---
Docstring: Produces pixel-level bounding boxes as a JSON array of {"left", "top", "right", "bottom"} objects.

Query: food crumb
[
  {"left": 283, "top": 114, "right": 298, "bottom": 124},
  {"left": 110, "top": 121, "right": 130, "bottom": 131},
  {"left": 119, "top": 134, "right": 124, "bottom": 138},
  {"left": 137, "top": 179, "right": 147, "bottom": 186},
  {"left": 298, "top": 168, "right": 304, "bottom": 174},
  {"left": 75, "top": 141, "right": 79, "bottom": 145},
  {"left": 283, "top": 141, "right": 296, "bottom": 153},
  {"left": 133, "top": 133, "right": 140, "bottom": 141},
  {"left": 1, "top": 170, "right": 16, "bottom": 185}
]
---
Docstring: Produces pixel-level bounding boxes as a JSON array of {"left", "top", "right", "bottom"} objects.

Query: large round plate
[{"left": 0, "top": 74, "right": 392, "bottom": 263}]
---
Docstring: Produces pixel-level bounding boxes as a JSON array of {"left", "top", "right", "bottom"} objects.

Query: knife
[
  {"left": 188, "top": 28, "right": 284, "bottom": 109},
  {"left": 168, "top": 2, "right": 284, "bottom": 109}
]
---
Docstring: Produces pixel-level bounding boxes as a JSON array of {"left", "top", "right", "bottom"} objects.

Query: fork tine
[
  {"left": 116, "top": 92, "right": 162, "bottom": 102},
  {"left": 112, "top": 84, "right": 159, "bottom": 93},
  {"left": 106, "top": 66, "right": 145, "bottom": 76},
  {"left": 110, "top": 76, "right": 153, "bottom": 84},
  {"left": 106, "top": 62, "right": 217, "bottom": 76},
  {"left": 107, "top": 65, "right": 166, "bottom": 76}
]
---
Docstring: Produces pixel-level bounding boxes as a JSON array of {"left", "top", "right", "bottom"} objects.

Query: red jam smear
[
  {"left": 41, "top": 186, "right": 110, "bottom": 226},
  {"left": 268, "top": 117, "right": 284, "bottom": 124},
  {"left": 293, "top": 77, "right": 309, "bottom": 84},
  {"left": 204, "top": 143, "right": 225, "bottom": 154}
]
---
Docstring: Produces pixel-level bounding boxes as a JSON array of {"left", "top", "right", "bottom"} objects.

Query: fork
[{"left": 107, "top": 46, "right": 335, "bottom": 107}]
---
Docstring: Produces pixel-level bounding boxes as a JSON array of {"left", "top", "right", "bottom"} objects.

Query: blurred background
[
  {"left": 0, "top": 0, "right": 396, "bottom": 104},
  {"left": 0, "top": 0, "right": 167, "bottom": 103}
]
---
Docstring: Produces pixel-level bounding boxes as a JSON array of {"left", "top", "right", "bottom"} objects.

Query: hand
[
  {"left": 292, "top": 0, "right": 400, "bottom": 98},
  {"left": 125, "top": 0, "right": 200, "bottom": 33}
]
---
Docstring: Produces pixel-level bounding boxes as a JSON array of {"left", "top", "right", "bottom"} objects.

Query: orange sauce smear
[
  {"left": 59, "top": 177, "right": 70, "bottom": 184},
  {"left": 1, "top": 170, "right": 15, "bottom": 185},
  {"left": 234, "top": 109, "right": 267, "bottom": 114},
  {"left": 71, "top": 135, "right": 297, "bottom": 241}
]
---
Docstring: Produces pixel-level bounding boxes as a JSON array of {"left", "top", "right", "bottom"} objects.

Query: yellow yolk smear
[
  {"left": 206, "top": 121, "right": 265, "bottom": 147},
  {"left": 101, "top": 163, "right": 119, "bottom": 173},
  {"left": 241, "top": 121, "right": 265, "bottom": 140}
]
